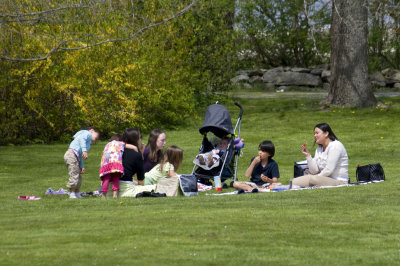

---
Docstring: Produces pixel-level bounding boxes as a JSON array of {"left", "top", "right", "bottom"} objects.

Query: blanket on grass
[{"left": 205, "top": 180, "right": 384, "bottom": 196}]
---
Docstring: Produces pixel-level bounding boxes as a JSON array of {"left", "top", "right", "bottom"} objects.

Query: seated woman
[
  {"left": 233, "top": 140, "right": 280, "bottom": 192},
  {"left": 292, "top": 123, "right": 349, "bottom": 187},
  {"left": 142, "top": 129, "right": 166, "bottom": 173},
  {"left": 113, "top": 128, "right": 156, "bottom": 197}
]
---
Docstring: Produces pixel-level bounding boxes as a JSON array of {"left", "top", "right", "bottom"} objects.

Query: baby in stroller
[{"left": 196, "top": 136, "right": 230, "bottom": 169}]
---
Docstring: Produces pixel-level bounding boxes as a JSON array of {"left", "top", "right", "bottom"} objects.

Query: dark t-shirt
[
  {"left": 250, "top": 157, "right": 280, "bottom": 186},
  {"left": 143, "top": 147, "right": 158, "bottom": 173},
  {"left": 121, "top": 148, "right": 144, "bottom": 181}
]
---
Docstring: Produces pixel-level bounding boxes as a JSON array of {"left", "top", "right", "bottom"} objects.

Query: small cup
[{"left": 214, "top": 176, "right": 222, "bottom": 191}]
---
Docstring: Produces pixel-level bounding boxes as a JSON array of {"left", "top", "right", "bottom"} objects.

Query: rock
[
  {"left": 394, "top": 83, "right": 400, "bottom": 89},
  {"left": 243, "top": 83, "right": 252, "bottom": 90},
  {"left": 321, "top": 70, "right": 331, "bottom": 82},
  {"left": 231, "top": 74, "right": 249, "bottom": 84},
  {"left": 323, "top": 83, "right": 330, "bottom": 90},
  {"left": 381, "top": 68, "right": 399, "bottom": 77},
  {"left": 249, "top": 75, "right": 263, "bottom": 83},
  {"left": 267, "top": 67, "right": 285, "bottom": 72},
  {"left": 263, "top": 71, "right": 322, "bottom": 87},
  {"left": 265, "top": 82, "right": 275, "bottom": 90},
  {"left": 248, "top": 69, "right": 264, "bottom": 77},
  {"left": 371, "top": 80, "right": 386, "bottom": 87},
  {"left": 370, "top": 71, "right": 386, "bottom": 83},
  {"left": 291, "top": 67, "right": 311, "bottom": 73},
  {"left": 310, "top": 64, "right": 329, "bottom": 75},
  {"left": 236, "top": 70, "right": 251, "bottom": 76},
  {"left": 390, "top": 72, "right": 400, "bottom": 82}
]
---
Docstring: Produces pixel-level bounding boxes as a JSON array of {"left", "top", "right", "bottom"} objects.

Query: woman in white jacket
[{"left": 293, "top": 123, "right": 349, "bottom": 187}]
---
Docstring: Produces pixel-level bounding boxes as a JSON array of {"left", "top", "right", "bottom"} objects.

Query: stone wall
[{"left": 231, "top": 65, "right": 400, "bottom": 91}]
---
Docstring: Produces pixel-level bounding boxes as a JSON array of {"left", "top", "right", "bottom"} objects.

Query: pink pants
[{"left": 101, "top": 172, "right": 121, "bottom": 193}]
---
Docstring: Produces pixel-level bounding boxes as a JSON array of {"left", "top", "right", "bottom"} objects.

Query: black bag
[
  {"left": 179, "top": 174, "right": 198, "bottom": 196},
  {"left": 135, "top": 190, "right": 166, "bottom": 198},
  {"left": 356, "top": 163, "right": 385, "bottom": 182},
  {"left": 294, "top": 162, "right": 308, "bottom": 178}
]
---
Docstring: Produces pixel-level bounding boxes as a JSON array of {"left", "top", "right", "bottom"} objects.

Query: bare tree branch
[{"left": 0, "top": 0, "right": 202, "bottom": 62}]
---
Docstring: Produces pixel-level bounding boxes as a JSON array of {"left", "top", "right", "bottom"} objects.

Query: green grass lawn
[{"left": 1, "top": 94, "right": 400, "bottom": 265}]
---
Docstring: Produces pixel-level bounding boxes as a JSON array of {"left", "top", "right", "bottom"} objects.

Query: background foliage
[
  {"left": 0, "top": 0, "right": 237, "bottom": 144},
  {"left": 1, "top": 0, "right": 400, "bottom": 144}
]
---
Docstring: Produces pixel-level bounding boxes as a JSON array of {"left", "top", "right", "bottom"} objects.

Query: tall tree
[{"left": 328, "top": 0, "right": 377, "bottom": 107}]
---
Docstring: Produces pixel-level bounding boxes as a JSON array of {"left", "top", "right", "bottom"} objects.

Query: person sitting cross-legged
[{"left": 233, "top": 140, "right": 279, "bottom": 193}]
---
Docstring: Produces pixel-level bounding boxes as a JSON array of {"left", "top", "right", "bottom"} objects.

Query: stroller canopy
[{"left": 199, "top": 104, "right": 234, "bottom": 138}]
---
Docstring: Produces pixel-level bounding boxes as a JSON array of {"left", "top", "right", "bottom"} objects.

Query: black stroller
[{"left": 192, "top": 101, "right": 244, "bottom": 186}]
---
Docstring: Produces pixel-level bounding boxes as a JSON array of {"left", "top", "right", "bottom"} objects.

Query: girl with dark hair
[
  {"left": 233, "top": 140, "right": 280, "bottom": 192},
  {"left": 105, "top": 128, "right": 156, "bottom": 197},
  {"left": 120, "top": 128, "right": 144, "bottom": 183},
  {"left": 293, "top": 123, "right": 349, "bottom": 187},
  {"left": 143, "top": 129, "right": 166, "bottom": 172}
]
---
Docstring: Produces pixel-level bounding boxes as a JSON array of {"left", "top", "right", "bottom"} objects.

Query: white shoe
[
  {"left": 69, "top": 193, "right": 77, "bottom": 199},
  {"left": 75, "top": 192, "right": 82, "bottom": 198}
]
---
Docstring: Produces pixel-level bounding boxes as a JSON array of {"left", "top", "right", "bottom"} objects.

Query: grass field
[{"left": 1, "top": 94, "right": 400, "bottom": 265}]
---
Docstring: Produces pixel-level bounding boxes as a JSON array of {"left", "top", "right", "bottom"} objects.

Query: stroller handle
[{"left": 234, "top": 101, "right": 243, "bottom": 119}]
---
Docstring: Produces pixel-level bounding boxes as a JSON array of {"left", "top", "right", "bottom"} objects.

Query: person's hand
[
  {"left": 253, "top": 156, "right": 261, "bottom": 164},
  {"left": 139, "top": 143, "right": 145, "bottom": 153},
  {"left": 261, "top": 174, "right": 272, "bottom": 183},
  {"left": 80, "top": 168, "right": 85, "bottom": 174},
  {"left": 82, "top": 151, "right": 88, "bottom": 159},
  {"left": 301, "top": 142, "right": 310, "bottom": 157}
]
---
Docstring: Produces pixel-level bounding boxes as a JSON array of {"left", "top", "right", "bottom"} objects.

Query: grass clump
[{"left": 1, "top": 95, "right": 400, "bottom": 265}]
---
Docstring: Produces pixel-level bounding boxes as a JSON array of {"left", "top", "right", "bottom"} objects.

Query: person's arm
[
  {"left": 166, "top": 163, "right": 177, "bottom": 177},
  {"left": 304, "top": 145, "right": 320, "bottom": 174},
  {"left": 135, "top": 153, "right": 145, "bottom": 181},
  {"left": 79, "top": 155, "right": 85, "bottom": 169},
  {"left": 318, "top": 144, "right": 341, "bottom": 177},
  {"left": 79, "top": 131, "right": 91, "bottom": 158},
  {"left": 261, "top": 175, "right": 278, "bottom": 183},
  {"left": 302, "top": 141, "right": 320, "bottom": 173},
  {"left": 260, "top": 161, "right": 279, "bottom": 183},
  {"left": 125, "top": 144, "right": 138, "bottom": 152},
  {"left": 306, "top": 155, "right": 319, "bottom": 174},
  {"left": 168, "top": 170, "right": 178, "bottom": 177},
  {"left": 245, "top": 156, "right": 260, "bottom": 178}
]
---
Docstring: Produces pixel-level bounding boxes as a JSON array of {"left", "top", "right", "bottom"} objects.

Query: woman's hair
[
  {"left": 258, "top": 140, "right": 275, "bottom": 158},
  {"left": 160, "top": 145, "right": 183, "bottom": 172},
  {"left": 122, "top": 128, "right": 141, "bottom": 147},
  {"left": 315, "top": 123, "right": 338, "bottom": 141},
  {"left": 146, "top": 129, "right": 165, "bottom": 163}
]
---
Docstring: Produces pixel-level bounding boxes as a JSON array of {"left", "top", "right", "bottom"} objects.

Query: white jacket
[{"left": 306, "top": 140, "right": 349, "bottom": 182}]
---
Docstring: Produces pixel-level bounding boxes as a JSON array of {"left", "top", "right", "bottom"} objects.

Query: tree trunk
[{"left": 328, "top": 0, "right": 377, "bottom": 107}]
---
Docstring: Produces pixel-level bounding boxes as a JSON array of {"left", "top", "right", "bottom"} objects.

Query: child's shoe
[
  {"left": 237, "top": 189, "right": 245, "bottom": 194},
  {"left": 69, "top": 193, "right": 78, "bottom": 199},
  {"left": 251, "top": 188, "right": 259, "bottom": 193},
  {"left": 45, "top": 188, "right": 55, "bottom": 195}
]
